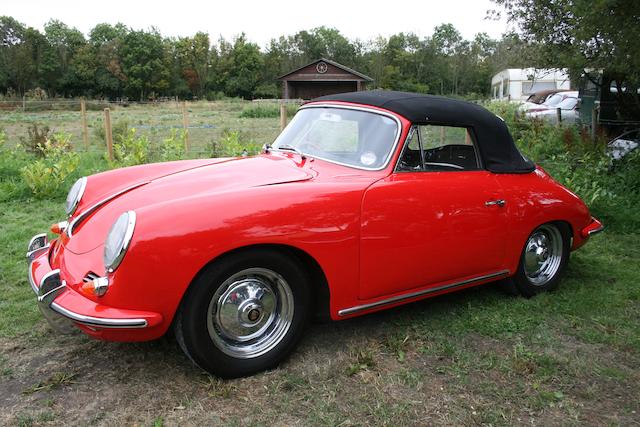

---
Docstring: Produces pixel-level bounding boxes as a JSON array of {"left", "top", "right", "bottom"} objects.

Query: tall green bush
[
  {"left": 209, "top": 129, "right": 260, "bottom": 157},
  {"left": 109, "top": 128, "right": 149, "bottom": 167},
  {"left": 159, "top": 129, "right": 186, "bottom": 161},
  {"left": 20, "top": 132, "right": 79, "bottom": 197}
]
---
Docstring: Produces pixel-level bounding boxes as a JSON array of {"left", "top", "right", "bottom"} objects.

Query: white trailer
[{"left": 491, "top": 68, "right": 571, "bottom": 102}]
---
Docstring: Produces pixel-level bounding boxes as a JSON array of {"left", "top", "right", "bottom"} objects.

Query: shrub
[
  {"left": 19, "top": 123, "right": 51, "bottom": 157},
  {"left": 110, "top": 128, "right": 149, "bottom": 167},
  {"left": 239, "top": 103, "right": 299, "bottom": 119},
  {"left": 209, "top": 129, "right": 260, "bottom": 157},
  {"left": 486, "top": 101, "right": 640, "bottom": 232},
  {"left": 93, "top": 119, "right": 130, "bottom": 145},
  {"left": 21, "top": 132, "right": 79, "bottom": 198},
  {"left": 159, "top": 129, "right": 186, "bottom": 161}
]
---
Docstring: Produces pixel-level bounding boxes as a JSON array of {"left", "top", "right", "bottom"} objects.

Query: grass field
[
  {"left": 0, "top": 100, "right": 286, "bottom": 157},
  {"left": 0, "top": 102, "right": 639, "bottom": 425}
]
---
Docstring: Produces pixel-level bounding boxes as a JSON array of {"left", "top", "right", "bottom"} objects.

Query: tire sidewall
[{"left": 178, "top": 249, "right": 310, "bottom": 378}]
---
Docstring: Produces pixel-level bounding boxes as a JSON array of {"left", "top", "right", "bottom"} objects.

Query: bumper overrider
[{"left": 27, "top": 233, "right": 162, "bottom": 336}]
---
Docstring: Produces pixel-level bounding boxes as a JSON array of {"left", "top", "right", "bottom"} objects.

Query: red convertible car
[{"left": 27, "top": 91, "right": 603, "bottom": 378}]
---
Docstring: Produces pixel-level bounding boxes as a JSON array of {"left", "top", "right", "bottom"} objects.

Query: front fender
[{"left": 96, "top": 181, "right": 365, "bottom": 336}]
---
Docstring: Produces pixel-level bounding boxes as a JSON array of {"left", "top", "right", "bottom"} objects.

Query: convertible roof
[{"left": 311, "top": 90, "right": 535, "bottom": 173}]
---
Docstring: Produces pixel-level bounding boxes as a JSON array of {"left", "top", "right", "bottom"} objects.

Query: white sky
[{"left": 2, "top": 0, "right": 511, "bottom": 48}]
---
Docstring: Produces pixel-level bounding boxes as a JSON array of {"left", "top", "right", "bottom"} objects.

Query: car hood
[{"left": 64, "top": 154, "right": 314, "bottom": 254}]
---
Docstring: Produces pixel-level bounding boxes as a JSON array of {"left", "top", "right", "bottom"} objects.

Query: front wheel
[
  {"left": 513, "top": 223, "right": 570, "bottom": 297},
  {"left": 174, "top": 249, "right": 310, "bottom": 378}
]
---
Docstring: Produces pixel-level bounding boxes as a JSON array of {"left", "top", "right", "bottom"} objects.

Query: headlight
[
  {"left": 104, "top": 211, "right": 136, "bottom": 273},
  {"left": 65, "top": 177, "right": 87, "bottom": 216}
]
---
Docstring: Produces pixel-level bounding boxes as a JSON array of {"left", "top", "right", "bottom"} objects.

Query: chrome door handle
[{"left": 485, "top": 199, "right": 506, "bottom": 207}]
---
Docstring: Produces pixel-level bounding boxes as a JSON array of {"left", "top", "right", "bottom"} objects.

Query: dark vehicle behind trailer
[{"left": 578, "top": 71, "right": 640, "bottom": 132}]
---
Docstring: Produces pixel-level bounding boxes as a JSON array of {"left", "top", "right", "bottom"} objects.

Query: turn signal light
[
  {"left": 50, "top": 221, "right": 69, "bottom": 235},
  {"left": 80, "top": 277, "right": 109, "bottom": 297}
]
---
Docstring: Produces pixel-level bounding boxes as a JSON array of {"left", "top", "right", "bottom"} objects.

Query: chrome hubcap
[
  {"left": 524, "top": 225, "right": 563, "bottom": 286},
  {"left": 207, "top": 267, "right": 294, "bottom": 358}
]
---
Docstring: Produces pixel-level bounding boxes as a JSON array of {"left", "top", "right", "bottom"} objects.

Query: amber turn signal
[
  {"left": 80, "top": 277, "right": 109, "bottom": 297},
  {"left": 50, "top": 221, "right": 69, "bottom": 235}
]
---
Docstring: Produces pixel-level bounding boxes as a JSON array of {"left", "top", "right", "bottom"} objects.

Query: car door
[{"left": 359, "top": 125, "right": 509, "bottom": 300}]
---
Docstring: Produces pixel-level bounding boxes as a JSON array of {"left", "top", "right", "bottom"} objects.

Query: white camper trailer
[{"left": 491, "top": 69, "right": 571, "bottom": 102}]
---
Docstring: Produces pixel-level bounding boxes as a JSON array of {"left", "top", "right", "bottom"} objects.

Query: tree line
[
  {"left": 0, "top": 16, "right": 537, "bottom": 101},
  {"left": 4, "top": 1, "right": 635, "bottom": 102}
]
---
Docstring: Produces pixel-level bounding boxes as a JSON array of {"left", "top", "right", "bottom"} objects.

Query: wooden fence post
[
  {"left": 80, "top": 99, "right": 89, "bottom": 149},
  {"left": 591, "top": 104, "right": 599, "bottom": 142},
  {"left": 182, "top": 101, "right": 190, "bottom": 153},
  {"left": 280, "top": 103, "right": 287, "bottom": 131},
  {"left": 104, "top": 108, "right": 113, "bottom": 161},
  {"left": 556, "top": 108, "right": 562, "bottom": 126}
]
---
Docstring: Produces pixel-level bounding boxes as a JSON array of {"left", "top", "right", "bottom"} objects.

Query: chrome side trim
[
  {"left": 338, "top": 270, "right": 510, "bottom": 316},
  {"left": 49, "top": 303, "right": 148, "bottom": 328},
  {"left": 285, "top": 104, "right": 403, "bottom": 171},
  {"left": 67, "top": 181, "right": 149, "bottom": 237}
]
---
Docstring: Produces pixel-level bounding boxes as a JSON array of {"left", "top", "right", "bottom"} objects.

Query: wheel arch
[{"left": 174, "top": 243, "right": 331, "bottom": 326}]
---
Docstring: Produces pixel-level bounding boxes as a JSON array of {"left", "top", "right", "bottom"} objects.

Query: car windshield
[
  {"left": 272, "top": 106, "right": 399, "bottom": 170},
  {"left": 558, "top": 97, "right": 578, "bottom": 110},
  {"left": 543, "top": 93, "right": 563, "bottom": 107}
]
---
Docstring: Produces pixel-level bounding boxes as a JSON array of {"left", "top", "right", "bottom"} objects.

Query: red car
[{"left": 27, "top": 91, "right": 603, "bottom": 378}]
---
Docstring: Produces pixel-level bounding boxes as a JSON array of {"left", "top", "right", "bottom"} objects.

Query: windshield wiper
[{"left": 264, "top": 144, "right": 307, "bottom": 159}]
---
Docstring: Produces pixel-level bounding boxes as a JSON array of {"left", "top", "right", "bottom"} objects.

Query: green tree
[
  {"left": 175, "top": 32, "right": 211, "bottom": 98},
  {"left": 42, "top": 19, "right": 86, "bottom": 96},
  {"left": 492, "top": 0, "right": 640, "bottom": 85},
  {"left": 217, "top": 34, "right": 262, "bottom": 99},
  {"left": 120, "top": 28, "right": 170, "bottom": 100},
  {"left": 0, "top": 16, "right": 27, "bottom": 93},
  {"left": 89, "top": 23, "right": 128, "bottom": 98}
]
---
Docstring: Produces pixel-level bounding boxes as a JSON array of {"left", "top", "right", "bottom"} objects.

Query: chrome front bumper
[{"left": 27, "top": 234, "right": 149, "bottom": 332}]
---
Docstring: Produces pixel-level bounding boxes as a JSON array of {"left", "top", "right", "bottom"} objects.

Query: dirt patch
[{"left": 1, "top": 306, "right": 639, "bottom": 426}]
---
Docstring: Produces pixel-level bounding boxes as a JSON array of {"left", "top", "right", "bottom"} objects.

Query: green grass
[{"left": 0, "top": 100, "right": 285, "bottom": 157}]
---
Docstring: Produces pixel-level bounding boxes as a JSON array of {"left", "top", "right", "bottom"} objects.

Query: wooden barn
[{"left": 277, "top": 58, "right": 373, "bottom": 100}]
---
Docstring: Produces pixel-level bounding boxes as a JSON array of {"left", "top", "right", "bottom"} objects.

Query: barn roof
[
  {"left": 310, "top": 90, "right": 535, "bottom": 174},
  {"left": 277, "top": 58, "right": 373, "bottom": 82}
]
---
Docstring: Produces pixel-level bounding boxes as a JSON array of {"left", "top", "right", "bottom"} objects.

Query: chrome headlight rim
[
  {"left": 65, "top": 177, "right": 87, "bottom": 216},
  {"left": 104, "top": 211, "right": 137, "bottom": 273}
]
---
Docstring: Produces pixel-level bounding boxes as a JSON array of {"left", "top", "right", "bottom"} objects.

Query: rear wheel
[
  {"left": 175, "top": 249, "right": 310, "bottom": 378},
  {"left": 513, "top": 223, "right": 570, "bottom": 297}
]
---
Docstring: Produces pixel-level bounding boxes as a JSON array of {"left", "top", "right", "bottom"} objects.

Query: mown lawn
[{"left": 1, "top": 193, "right": 639, "bottom": 425}]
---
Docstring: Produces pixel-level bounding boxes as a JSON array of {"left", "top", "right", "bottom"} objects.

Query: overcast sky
[{"left": 3, "top": 0, "right": 511, "bottom": 47}]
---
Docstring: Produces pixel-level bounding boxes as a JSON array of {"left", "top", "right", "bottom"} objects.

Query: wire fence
[{"left": 0, "top": 99, "right": 298, "bottom": 159}]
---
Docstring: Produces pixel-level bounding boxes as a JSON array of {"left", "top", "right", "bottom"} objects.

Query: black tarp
[{"left": 311, "top": 90, "right": 535, "bottom": 174}]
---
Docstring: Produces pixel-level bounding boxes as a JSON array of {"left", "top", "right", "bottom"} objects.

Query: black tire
[
  {"left": 174, "top": 248, "right": 311, "bottom": 378},
  {"left": 513, "top": 222, "right": 571, "bottom": 298}
]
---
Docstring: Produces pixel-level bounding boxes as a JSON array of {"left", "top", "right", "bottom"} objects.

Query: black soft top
[{"left": 311, "top": 90, "right": 535, "bottom": 174}]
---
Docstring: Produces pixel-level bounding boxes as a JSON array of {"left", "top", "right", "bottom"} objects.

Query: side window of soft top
[{"left": 397, "top": 125, "right": 481, "bottom": 172}]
